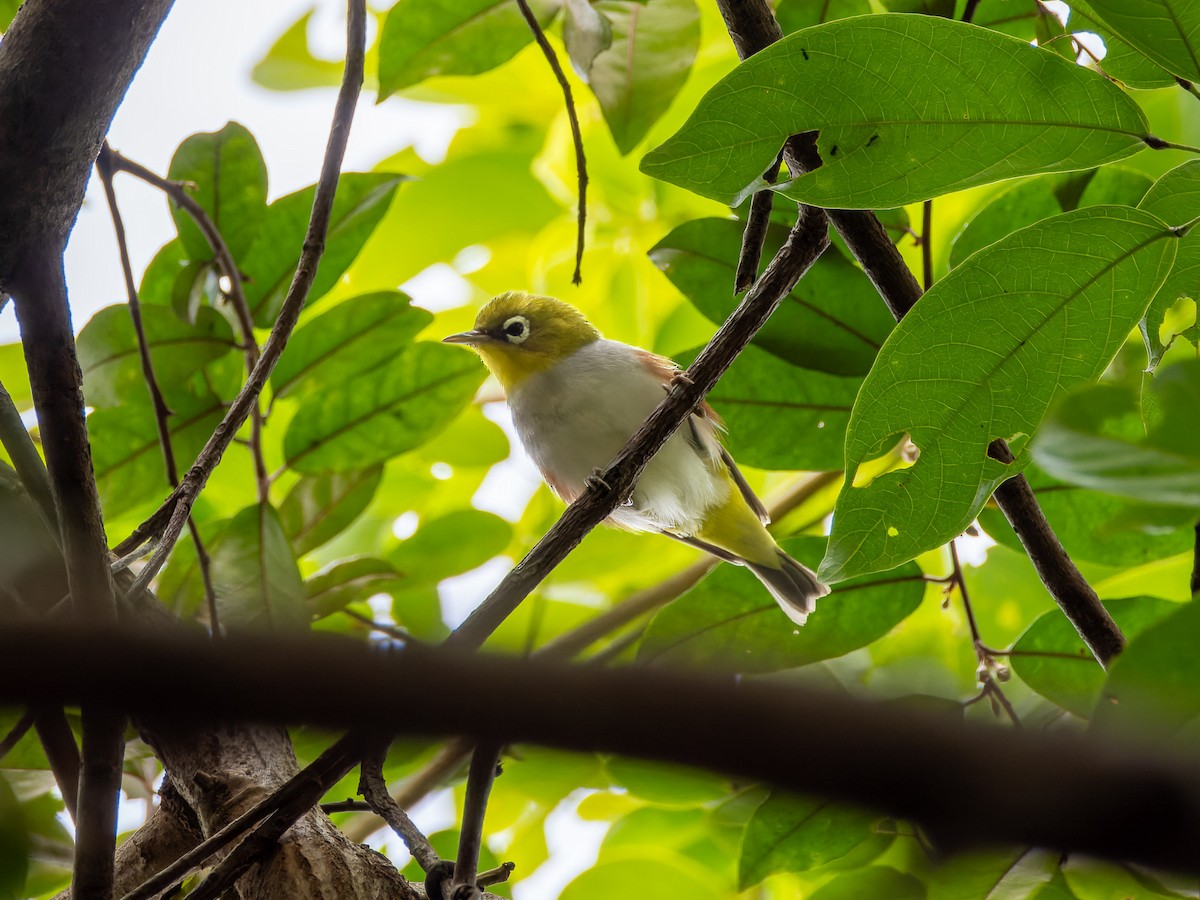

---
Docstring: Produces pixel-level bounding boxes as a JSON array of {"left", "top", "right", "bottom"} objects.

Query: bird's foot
[
  {"left": 586, "top": 468, "right": 611, "bottom": 492},
  {"left": 661, "top": 371, "right": 695, "bottom": 394}
]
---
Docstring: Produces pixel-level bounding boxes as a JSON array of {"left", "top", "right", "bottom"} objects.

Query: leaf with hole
[
  {"left": 1011, "top": 596, "right": 1179, "bottom": 717},
  {"left": 1031, "top": 359, "right": 1200, "bottom": 507},
  {"left": 652, "top": 218, "right": 893, "bottom": 376},
  {"left": 1076, "top": 0, "right": 1200, "bottom": 82},
  {"left": 283, "top": 342, "right": 485, "bottom": 473},
  {"left": 820, "top": 207, "right": 1177, "bottom": 584},
  {"left": 240, "top": 173, "right": 405, "bottom": 327},
  {"left": 638, "top": 537, "right": 925, "bottom": 672},
  {"left": 1068, "top": 0, "right": 1178, "bottom": 89},
  {"left": 167, "top": 121, "right": 268, "bottom": 262},
  {"left": 271, "top": 292, "right": 432, "bottom": 399},
  {"left": 377, "top": 0, "right": 560, "bottom": 98},
  {"left": 1138, "top": 161, "right": 1200, "bottom": 371},
  {"left": 641, "top": 15, "right": 1149, "bottom": 208}
]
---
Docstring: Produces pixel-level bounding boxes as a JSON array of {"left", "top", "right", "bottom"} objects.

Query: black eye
[
  {"left": 502, "top": 316, "right": 530, "bottom": 342},
  {"left": 505, "top": 321, "right": 525, "bottom": 337}
]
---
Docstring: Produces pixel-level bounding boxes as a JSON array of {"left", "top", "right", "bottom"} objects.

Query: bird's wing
[
  {"left": 635, "top": 348, "right": 770, "bottom": 526},
  {"left": 659, "top": 529, "right": 743, "bottom": 564}
]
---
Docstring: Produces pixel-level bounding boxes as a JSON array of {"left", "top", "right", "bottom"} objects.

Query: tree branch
[
  {"left": 114, "top": 0, "right": 368, "bottom": 595},
  {"left": 446, "top": 208, "right": 830, "bottom": 650},
  {"left": 4, "top": 624, "right": 1200, "bottom": 874},
  {"left": 713, "top": 0, "right": 1124, "bottom": 667},
  {"left": 359, "top": 742, "right": 440, "bottom": 873}
]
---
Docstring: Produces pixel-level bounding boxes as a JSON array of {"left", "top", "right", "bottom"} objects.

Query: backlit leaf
[
  {"left": 1138, "top": 161, "right": 1200, "bottom": 370},
  {"left": 210, "top": 503, "right": 307, "bottom": 630},
  {"left": 279, "top": 466, "right": 384, "bottom": 556},
  {"left": 821, "top": 207, "right": 1177, "bottom": 583},
  {"left": 306, "top": 557, "right": 400, "bottom": 618},
  {"left": 390, "top": 508, "right": 512, "bottom": 587},
  {"left": 809, "top": 867, "right": 925, "bottom": 900},
  {"left": 1078, "top": 0, "right": 1200, "bottom": 82},
  {"left": 641, "top": 16, "right": 1148, "bottom": 209}
]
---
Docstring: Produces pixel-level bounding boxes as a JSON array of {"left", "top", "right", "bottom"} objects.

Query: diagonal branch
[
  {"left": 114, "top": 0, "right": 368, "bottom": 594},
  {"left": 446, "top": 207, "right": 830, "bottom": 650},
  {"left": 713, "top": 0, "right": 1124, "bottom": 667}
]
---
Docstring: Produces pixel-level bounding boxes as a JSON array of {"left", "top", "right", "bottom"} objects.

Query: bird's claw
[
  {"left": 661, "top": 371, "right": 694, "bottom": 394},
  {"left": 586, "top": 468, "right": 611, "bottom": 492}
]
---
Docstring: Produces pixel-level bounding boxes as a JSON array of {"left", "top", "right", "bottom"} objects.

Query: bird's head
[{"left": 442, "top": 291, "right": 601, "bottom": 391}]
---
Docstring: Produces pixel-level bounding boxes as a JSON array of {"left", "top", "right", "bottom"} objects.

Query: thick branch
[
  {"left": 714, "top": 0, "right": 1124, "bottom": 667},
  {"left": 447, "top": 208, "right": 830, "bottom": 649},
  {"left": 3, "top": 625, "right": 1199, "bottom": 874}
]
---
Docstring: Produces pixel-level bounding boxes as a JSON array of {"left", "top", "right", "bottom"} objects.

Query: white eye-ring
[{"left": 502, "top": 315, "right": 531, "bottom": 344}]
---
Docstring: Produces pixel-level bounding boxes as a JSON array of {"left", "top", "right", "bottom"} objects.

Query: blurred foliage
[{"left": 2, "top": 0, "right": 1200, "bottom": 898}]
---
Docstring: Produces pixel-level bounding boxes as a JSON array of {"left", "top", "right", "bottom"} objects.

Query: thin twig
[
  {"left": 1192, "top": 520, "right": 1200, "bottom": 599},
  {"left": 0, "top": 710, "right": 35, "bottom": 761},
  {"left": 1178, "top": 77, "right": 1200, "bottom": 103},
  {"left": 962, "top": 0, "right": 982, "bottom": 23},
  {"left": 921, "top": 199, "right": 934, "bottom": 291},
  {"left": 453, "top": 742, "right": 501, "bottom": 894},
  {"left": 446, "top": 208, "right": 830, "bottom": 651},
  {"left": 342, "top": 607, "right": 421, "bottom": 644},
  {"left": 96, "top": 146, "right": 221, "bottom": 635},
  {"left": 1143, "top": 136, "right": 1200, "bottom": 154},
  {"left": 322, "top": 799, "right": 372, "bottom": 813},
  {"left": 113, "top": 0, "right": 368, "bottom": 594},
  {"left": 514, "top": 0, "right": 587, "bottom": 285},
  {"left": 735, "top": 152, "right": 785, "bottom": 294},
  {"left": 34, "top": 709, "right": 82, "bottom": 821},
  {"left": 358, "top": 741, "right": 440, "bottom": 872}
]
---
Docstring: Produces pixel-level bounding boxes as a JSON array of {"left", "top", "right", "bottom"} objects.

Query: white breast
[{"left": 508, "top": 340, "right": 727, "bottom": 533}]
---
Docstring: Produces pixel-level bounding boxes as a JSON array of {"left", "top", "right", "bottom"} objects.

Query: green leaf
[
  {"left": 167, "top": 122, "right": 268, "bottom": 261},
  {"left": 0, "top": 344, "right": 32, "bottom": 411},
  {"left": 210, "top": 503, "right": 307, "bottom": 630},
  {"left": 809, "top": 867, "right": 925, "bottom": 900},
  {"left": 1077, "top": 0, "right": 1200, "bottom": 82},
  {"left": 0, "top": 463, "right": 68, "bottom": 616},
  {"left": 283, "top": 342, "right": 485, "bottom": 473},
  {"left": 738, "top": 792, "right": 879, "bottom": 889},
  {"left": 279, "top": 466, "right": 384, "bottom": 556},
  {"left": 91, "top": 392, "right": 226, "bottom": 519},
  {"left": 563, "top": 0, "right": 613, "bottom": 76},
  {"left": 776, "top": 0, "right": 871, "bottom": 33},
  {"left": 390, "top": 508, "right": 512, "bottom": 587},
  {"left": 951, "top": 168, "right": 1152, "bottom": 269},
  {"left": 585, "top": 0, "right": 700, "bottom": 155},
  {"left": 1093, "top": 597, "right": 1200, "bottom": 738},
  {"left": 821, "top": 207, "right": 1178, "bottom": 584},
  {"left": 561, "top": 858, "right": 722, "bottom": 900},
  {"left": 1011, "top": 596, "right": 1179, "bottom": 717},
  {"left": 77, "top": 304, "right": 237, "bottom": 409},
  {"left": 1138, "top": 161, "right": 1200, "bottom": 370},
  {"left": 685, "top": 344, "right": 859, "bottom": 472},
  {"left": 638, "top": 537, "right": 925, "bottom": 673},
  {"left": 271, "top": 292, "right": 432, "bottom": 399},
  {"left": 0, "top": 776, "right": 29, "bottom": 900},
  {"left": 306, "top": 557, "right": 400, "bottom": 618},
  {"left": 651, "top": 218, "right": 894, "bottom": 377},
  {"left": 377, "top": 0, "right": 560, "bottom": 98},
  {"left": 1068, "top": 1, "right": 1178, "bottom": 89},
  {"left": 977, "top": 465, "right": 1195, "bottom": 567},
  {"left": 251, "top": 9, "right": 347, "bottom": 92},
  {"left": 1031, "top": 359, "right": 1200, "bottom": 507},
  {"left": 241, "top": 173, "right": 404, "bottom": 327},
  {"left": 928, "top": 849, "right": 1056, "bottom": 900},
  {"left": 641, "top": 16, "right": 1149, "bottom": 209},
  {"left": 0, "top": 0, "right": 20, "bottom": 31}
]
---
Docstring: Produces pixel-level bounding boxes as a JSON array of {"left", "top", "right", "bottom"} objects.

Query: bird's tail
[{"left": 746, "top": 550, "right": 830, "bottom": 626}]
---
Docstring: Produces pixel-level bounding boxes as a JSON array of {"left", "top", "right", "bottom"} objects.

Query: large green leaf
[
  {"left": 810, "top": 867, "right": 925, "bottom": 900},
  {"left": 91, "top": 392, "right": 226, "bottom": 519},
  {"left": 252, "top": 9, "right": 350, "bottom": 92},
  {"left": 561, "top": 858, "right": 722, "bottom": 900},
  {"left": 167, "top": 122, "right": 268, "bottom": 262},
  {"left": 651, "top": 218, "right": 894, "bottom": 377},
  {"left": 638, "top": 537, "right": 925, "bottom": 673},
  {"left": 1079, "top": 0, "right": 1200, "bottom": 82},
  {"left": 271, "top": 292, "right": 432, "bottom": 399},
  {"left": 584, "top": 0, "right": 699, "bottom": 155},
  {"left": 776, "top": 0, "right": 871, "bottom": 33},
  {"left": 77, "top": 304, "right": 237, "bottom": 409},
  {"left": 977, "top": 465, "right": 1195, "bottom": 567},
  {"left": 390, "top": 508, "right": 513, "bottom": 587},
  {"left": 1010, "top": 597, "right": 1179, "bottom": 718},
  {"left": 306, "top": 557, "right": 401, "bottom": 619},
  {"left": 279, "top": 466, "right": 384, "bottom": 556},
  {"left": 1031, "top": 359, "right": 1200, "bottom": 507},
  {"left": 950, "top": 168, "right": 1152, "bottom": 269},
  {"left": 928, "top": 849, "right": 1058, "bottom": 900},
  {"left": 820, "top": 207, "right": 1177, "bottom": 584},
  {"left": 683, "top": 344, "right": 859, "bottom": 472},
  {"left": 377, "top": 0, "right": 560, "bottom": 98},
  {"left": 641, "top": 16, "right": 1149, "bottom": 209},
  {"left": 0, "top": 463, "right": 68, "bottom": 616},
  {"left": 240, "top": 173, "right": 404, "bottom": 327},
  {"left": 283, "top": 342, "right": 485, "bottom": 472},
  {"left": 209, "top": 504, "right": 308, "bottom": 630},
  {"left": 738, "top": 792, "right": 880, "bottom": 889},
  {"left": 1068, "top": 1, "right": 1178, "bottom": 90},
  {"left": 1138, "top": 161, "right": 1200, "bottom": 371},
  {"left": 1093, "top": 598, "right": 1200, "bottom": 738}
]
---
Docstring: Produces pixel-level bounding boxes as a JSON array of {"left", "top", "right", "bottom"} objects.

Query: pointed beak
[{"left": 442, "top": 330, "right": 492, "bottom": 346}]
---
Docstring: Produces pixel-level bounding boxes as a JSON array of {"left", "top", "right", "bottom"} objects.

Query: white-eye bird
[{"left": 443, "top": 291, "right": 829, "bottom": 625}]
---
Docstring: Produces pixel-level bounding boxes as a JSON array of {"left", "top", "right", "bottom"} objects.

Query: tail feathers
[{"left": 746, "top": 550, "right": 830, "bottom": 626}]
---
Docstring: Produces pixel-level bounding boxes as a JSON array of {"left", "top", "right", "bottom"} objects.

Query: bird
[{"left": 443, "top": 291, "right": 829, "bottom": 625}]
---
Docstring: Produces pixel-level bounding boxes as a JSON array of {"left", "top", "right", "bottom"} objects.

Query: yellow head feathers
[{"left": 442, "top": 291, "right": 601, "bottom": 390}]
